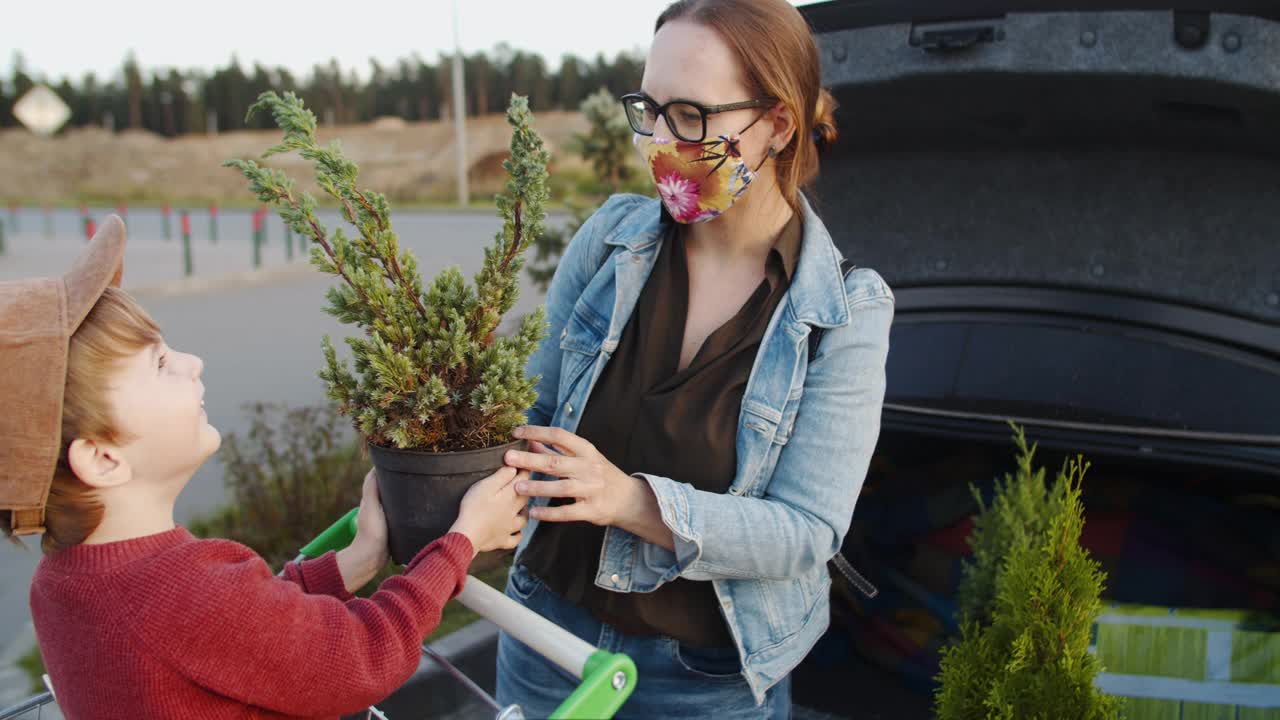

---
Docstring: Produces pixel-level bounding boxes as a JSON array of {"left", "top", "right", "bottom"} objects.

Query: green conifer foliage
[
  {"left": 227, "top": 91, "right": 549, "bottom": 451},
  {"left": 936, "top": 428, "right": 1120, "bottom": 720}
]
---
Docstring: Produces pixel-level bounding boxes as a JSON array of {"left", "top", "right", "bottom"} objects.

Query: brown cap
[{"left": 0, "top": 215, "right": 126, "bottom": 535}]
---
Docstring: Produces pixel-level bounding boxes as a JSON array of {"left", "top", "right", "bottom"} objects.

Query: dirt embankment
[{"left": 0, "top": 111, "right": 590, "bottom": 206}]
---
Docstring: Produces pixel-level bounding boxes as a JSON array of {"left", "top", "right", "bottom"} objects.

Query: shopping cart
[{"left": 1, "top": 510, "right": 637, "bottom": 720}]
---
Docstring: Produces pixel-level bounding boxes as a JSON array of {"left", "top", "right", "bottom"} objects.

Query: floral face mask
[{"left": 635, "top": 114, "right": 772, "bottom": 224}]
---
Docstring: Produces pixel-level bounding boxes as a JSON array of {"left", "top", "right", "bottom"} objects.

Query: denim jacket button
[
  {"left": 565, "top": 403, "right": 575, "bottom": 416},
  {"left": 610, "top": 573, "right": 621, "bottom": 586},
  {"left": 560, "top": 327, "right": 568, "bottom": 341}
]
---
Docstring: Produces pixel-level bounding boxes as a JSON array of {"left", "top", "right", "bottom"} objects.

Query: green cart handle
[
  {"left": 549, "top": 649, "right": 637, "bottom": 720},
  {"left": 297, "top": 507, "right": 360, "bottom": 559}
]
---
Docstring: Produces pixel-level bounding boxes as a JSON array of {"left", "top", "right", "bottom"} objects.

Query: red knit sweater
[{"left": 29, "top": 527, "right": 474, "bottom": 719}]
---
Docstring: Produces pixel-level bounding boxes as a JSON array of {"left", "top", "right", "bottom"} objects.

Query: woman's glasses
[{"left": 621, "top": 92, "right": 777, "bottom": 143}]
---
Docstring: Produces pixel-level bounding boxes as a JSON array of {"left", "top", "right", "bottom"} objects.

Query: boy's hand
[
  {"left": 336, "top": 470, "right": 390, "bottom": 593},
  {"left": 450, "top": 467, "right": 530, "bottom": 558}
]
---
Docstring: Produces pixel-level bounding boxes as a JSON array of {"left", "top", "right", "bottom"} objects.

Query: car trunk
[{"left": 793, "top": 1, "right": 1280, "bottom": 717}]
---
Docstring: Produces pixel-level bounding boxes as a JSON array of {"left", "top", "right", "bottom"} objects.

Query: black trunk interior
[
  {"left": 794, "top": 429, "right": 1279, "bottom": 718},
  {"left": 793, "top": 3, "right": 1280, "bottom": 715}
]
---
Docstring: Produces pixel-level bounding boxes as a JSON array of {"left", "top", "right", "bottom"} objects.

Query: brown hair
[
  {"left": 1, "top": 287, "right": 162, "bottom": 554},
  {"left": 656, "top": 0, "right": 838, "bottom": 211}
]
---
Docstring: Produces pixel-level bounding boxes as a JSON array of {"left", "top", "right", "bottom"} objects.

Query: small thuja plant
[
  {"left": 935, "top": 427, "right": 1120, "bottom": 720},
  {"left": 956, "top": 428, "right": 1068, "bottom": 625},
  {"left": 227, "top": 91, "right": 549, "bottom": 452}
]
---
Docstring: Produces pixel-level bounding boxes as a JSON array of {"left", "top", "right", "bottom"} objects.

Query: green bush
[
  {"left": 190, "top": 402, "right": 367, "bottom": 571},
  {"left": 935, "top": 427, "right": 1120, "bottom": 720},
  {"left": 529, "top": 88, "right": 650, "bottom": 292}
]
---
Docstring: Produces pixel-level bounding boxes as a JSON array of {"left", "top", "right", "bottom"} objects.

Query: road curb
[{"left": 128, "top": 259, "right": 316, "bottom": 299}]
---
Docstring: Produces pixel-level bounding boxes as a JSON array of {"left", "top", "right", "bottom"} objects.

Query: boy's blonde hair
[{"left": 2, "top": 287, "right": 162, "bottom": 554}]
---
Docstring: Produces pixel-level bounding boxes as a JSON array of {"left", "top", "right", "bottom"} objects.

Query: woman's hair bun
[{"left": 812, "top": 88, "right": 838, "bottom": 155}]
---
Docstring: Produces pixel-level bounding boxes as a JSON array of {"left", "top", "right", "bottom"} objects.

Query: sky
[{"left": 5, "top": 1, "right": 813, "bottom": 84}]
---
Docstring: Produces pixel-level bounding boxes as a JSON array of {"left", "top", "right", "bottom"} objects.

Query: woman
[{"left": 497, "top": 0, "right": 894, "bottom": 716}]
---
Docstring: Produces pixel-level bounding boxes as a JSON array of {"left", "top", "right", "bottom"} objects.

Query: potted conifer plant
[{"left": 227, "top": 91, "right": 549, "bottom": 563}]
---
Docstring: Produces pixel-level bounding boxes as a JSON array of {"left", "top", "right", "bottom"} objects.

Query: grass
[
  {"left": 425, "top": 556, "right": 514, "bottom": 643},
  {"left": 17, "top": 644, "right": 45, "bottom": 695}
]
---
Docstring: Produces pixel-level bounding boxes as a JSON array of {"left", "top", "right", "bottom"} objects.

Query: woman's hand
[
  {"left": 505, "top": 426, "right": 675, "bottom": 550},
  {"left": 503, "top": 426, "right": 637, "bottom": 526}
]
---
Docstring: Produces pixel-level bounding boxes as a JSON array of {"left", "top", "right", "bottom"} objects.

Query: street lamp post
[{"left": 452, "top": 0, "right": 469, "bottom": 207}]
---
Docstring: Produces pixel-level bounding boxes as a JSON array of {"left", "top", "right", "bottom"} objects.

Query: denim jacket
[{"left": 514, "top": 193, "right": 894, "bottom": 704}]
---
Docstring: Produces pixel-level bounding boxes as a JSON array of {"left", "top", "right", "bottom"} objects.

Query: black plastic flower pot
[{"left": 367, "top": 439, "right": 525, "bottom": 565}]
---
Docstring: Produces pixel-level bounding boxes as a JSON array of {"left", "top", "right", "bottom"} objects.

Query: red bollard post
[
  {"left": 162, "top": 202, "right": 172, "bottom": 240},
  {"left": 208, "top": 203, "right": 219, "bottom": 243}
]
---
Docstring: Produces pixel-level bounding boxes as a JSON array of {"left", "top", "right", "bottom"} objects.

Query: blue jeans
[{"left": 495, "top": 563, "right": 792, "bottom": 720}]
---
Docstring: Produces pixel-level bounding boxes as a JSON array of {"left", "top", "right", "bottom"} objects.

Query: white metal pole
[
  {"left": 452, "top": 0, "right": 469, "bottom": 207},
  {"left": 456, "top": 575, "right": 595, "bottom": 680}
]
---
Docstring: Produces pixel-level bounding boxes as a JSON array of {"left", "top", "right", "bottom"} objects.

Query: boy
[{"left": 0, "top": 217, "right": 530, "bottom": 719}]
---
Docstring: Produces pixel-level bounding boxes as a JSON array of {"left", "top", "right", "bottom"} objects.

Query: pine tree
[
  {"left": 226, "top": 91, "right": 549, "bottom": 452},
  {"left": 528, "top": 87, "right": 642, "bottom": 290},
  {"left": 123, "top": 53, "right": 144, "bottom": 130},
  {"left": 935, "top": 427, "right": 1120, "bottom": 720},
  {"left": 578, "top": 87, "right": 638, "bottom": 191}
]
